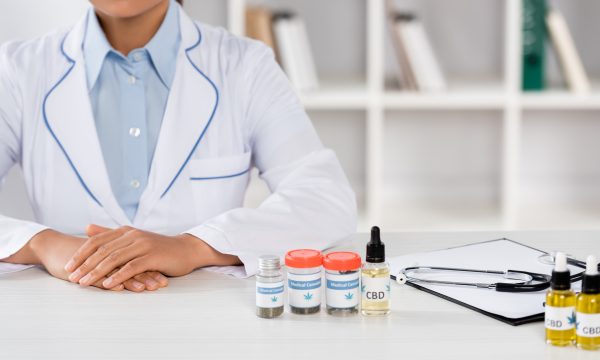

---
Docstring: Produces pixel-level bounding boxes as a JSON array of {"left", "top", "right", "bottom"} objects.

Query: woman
[{"left": 0, "top": 0, "right": 356, "bottom": 292}]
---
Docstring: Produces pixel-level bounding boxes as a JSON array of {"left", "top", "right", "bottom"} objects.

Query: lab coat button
[
  {"left": 130, "top": 180, "right": 141, "bottom": 189},
  {"left": 129, "top": 127, "right": 141, "bottom": 137}
]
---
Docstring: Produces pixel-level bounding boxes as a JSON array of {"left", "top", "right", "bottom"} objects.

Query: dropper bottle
[
  {"left": 361, "top": 226, "right": 390, "bottom": 316},
  {"left": 545, "top": 252, "right": 576, "bottom": 346},
  {"left": 576, "top": 255, "right": 600, "bottom": 350}
]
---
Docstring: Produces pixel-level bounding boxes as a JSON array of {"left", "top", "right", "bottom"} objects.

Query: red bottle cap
[
  {"left": 285, "top": 249, "right": 322, "bottom": 268},
  {"left": 323, "top": 252, "right": 362, "bottom": 271}
]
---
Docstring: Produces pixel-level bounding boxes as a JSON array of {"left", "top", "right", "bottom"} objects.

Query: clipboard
[{"left": 388, "top": 238, "right": 584, "bottom": 326}]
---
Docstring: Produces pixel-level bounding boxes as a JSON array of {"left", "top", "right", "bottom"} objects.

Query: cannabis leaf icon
[
  {"left": 361, "top": 285, "right": 366, "bottom": 293},
  {"left": 568, "top": 312, "right": 577, "bottom": 327},
  {"left": 271, "top": 296, "right": 278, "bottom": 303},
  {"left": 386, "top": 285, "right": 391, "bottom": 292},
  {"left": 304, "top": 292, "right": 313, "bottom": 301},
  {"left": 344, "top": 292, "right": 354, "bottom": 300}
]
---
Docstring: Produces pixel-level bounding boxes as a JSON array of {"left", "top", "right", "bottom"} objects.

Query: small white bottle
[{"left": 256, "top": 255, "right": 284, "bottom": 319}]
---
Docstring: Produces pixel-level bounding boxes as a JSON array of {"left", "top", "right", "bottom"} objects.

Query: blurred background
[{"left": 1, "top": 0, "right": 599, "bottom": 233}]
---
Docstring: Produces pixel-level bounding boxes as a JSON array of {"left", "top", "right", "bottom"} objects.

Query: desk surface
[{"left": 1, "top": 231, "right": 600, "bottom": 360}]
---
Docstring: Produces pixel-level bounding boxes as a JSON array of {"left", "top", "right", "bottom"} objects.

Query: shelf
[
  {"left": 521, "top": 81, "right": 600, "bottom": 109},
  {"left": 383, "top": 79, "right": 506, "bottom": 110},
  {"left": 297, "top": 79, "right": 369, "bottom": 110},
  {"left": 298, "top": 81, "right": 600, "bottom": 111}
]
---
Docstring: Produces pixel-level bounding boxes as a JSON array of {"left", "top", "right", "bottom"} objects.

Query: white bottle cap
[
  {"left": 554, "top": 252, "right": 567, "bottom": 272},
  {"left": 586, "top": 255, "right": 599, "bottom": 275}
]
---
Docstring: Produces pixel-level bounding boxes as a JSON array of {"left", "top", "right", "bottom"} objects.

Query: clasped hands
[
  {"left": 64, "top": 224, "right": 206, "bottom": 292},
  {"left": 26, "top": 224, "right": 239, "bottom": 293}
]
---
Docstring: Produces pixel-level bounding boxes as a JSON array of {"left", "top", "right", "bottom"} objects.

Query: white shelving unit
[{"left": 186, "top": 0, "right": 600, "bottom": 232}]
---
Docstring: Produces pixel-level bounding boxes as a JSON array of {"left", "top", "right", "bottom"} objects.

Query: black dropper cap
[
  {"left": 551, "top": 271, "right": 571, "bottom": 291},
  {"left": 583, "top": 274, "right": 600, "bottom": 294},
  {"left": 366, "top": 226, "right": 385, "bottom": 263},
  {"left": 550, "top": 252, "right": 571, "bottom": 291}
]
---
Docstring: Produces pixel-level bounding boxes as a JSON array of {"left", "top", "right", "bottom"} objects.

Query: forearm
[
  {"left": 179, "top": 233, "right": 241, "bottom": 268},
  {"left": 1, "top": 229, "right": 52, "bottom": 265}
]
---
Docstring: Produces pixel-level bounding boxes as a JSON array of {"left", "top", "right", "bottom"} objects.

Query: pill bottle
[
  {"left": 323, "top": 252, "right": 361, "bottom": 316},
  {"left": 285, "top": 249, "right": 322, "bottom": 314},
  {"left": 256, "top": 255, "right": 284, "bottom": 319}
]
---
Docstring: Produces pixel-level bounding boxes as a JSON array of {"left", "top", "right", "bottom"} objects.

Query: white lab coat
[{"left": 0, "top": 6, "right": 356, "bottom": 277}]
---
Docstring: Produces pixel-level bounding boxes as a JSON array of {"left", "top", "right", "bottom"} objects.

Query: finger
[
  {"left": 68, "top": 234, "right": 135, "bottom": 283},
  {"left": 123, "top": 278, "right": 146, "bottom": 292},
  {"left": 103, "top": 256, "right": 153, "bottom": 289},
  {"left": 64, "top": 226, "right": 133, "bottom": 273},
  {"left": 92, "top": 277, "right": 124, "bottom": 291},
  {"left": 149, "top": 271, "right": 169, "bottom": 287},
  {"left": 86, "top": 224, "right": 112, "bottom": 237},
  {"left": 134, "top": 273, "right": 160, "bottom": 291},
  {"left": 78, "top": 243, "right": 146, "bottom": 287}
]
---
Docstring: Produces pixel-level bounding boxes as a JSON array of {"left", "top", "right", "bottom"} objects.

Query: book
[
  {"left": 389, "top": 12, "right": 418, "bottom": 91},
  {"left": 245, "top": 6, "right": 277, "bottom": 53},
  {"left": 394, "top": 15, "right": 447, "bottom": 92},
  {"left": 546, "top": 8, "right": 591, "bottom": 94},
  {"left": 522, "top": 0, "right": 546, "bottom": 91},
  {"left": 273, "top": 12, "right": 319, "bottom": 91}
]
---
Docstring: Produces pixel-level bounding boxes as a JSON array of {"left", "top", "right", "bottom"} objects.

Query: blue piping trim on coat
[
  {"left": 42, "top": 34, "right": 102, "bottom": 206},
  {"left": 190, "top": 168, "right": 251, "bottom": 181},
  {"left": 160, "top": 24, "right": 220, "bottom": 199}
]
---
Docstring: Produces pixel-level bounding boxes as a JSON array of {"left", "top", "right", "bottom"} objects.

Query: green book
[{"left": 522, "top": 0, "right": 546, "bottom": 91}]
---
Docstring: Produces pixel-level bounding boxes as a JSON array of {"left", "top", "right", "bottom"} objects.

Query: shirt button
[
  {"left": 130, "top": 180, "right": 141, "bottom": 189},
  {"left": 128, "top": 75, "right": 137, "bottom": 85},
  {"left": 129, "top": 127, "right": 141, "bottom": 137},
  {"left": 133, "top": 53, "right": 142, "bottom": 62}
]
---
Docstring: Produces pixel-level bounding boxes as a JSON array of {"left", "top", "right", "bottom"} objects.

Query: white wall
[{"left": 0, "top": 0, "right": 89, "bottom": 43}]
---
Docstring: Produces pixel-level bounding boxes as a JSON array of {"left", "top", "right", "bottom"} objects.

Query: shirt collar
[
  {"left": 83, "top": 0, "right": 181, "bottom": 90},
  {"left": 145, "top": 0, "right": 181, "bottom": 88}
]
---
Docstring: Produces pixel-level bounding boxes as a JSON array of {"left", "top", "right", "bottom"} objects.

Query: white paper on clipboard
[{"left": 388, "top": 239, "right": 584, "bottom": 320}]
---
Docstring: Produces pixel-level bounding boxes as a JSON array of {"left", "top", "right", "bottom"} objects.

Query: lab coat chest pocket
[{"left": 187, "top": 152, "right": 252, "bottom": 217}]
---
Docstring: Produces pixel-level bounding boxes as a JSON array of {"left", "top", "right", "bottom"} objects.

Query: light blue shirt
[{"left": 83, "top": 0, "right": 181, "bottom": 221}]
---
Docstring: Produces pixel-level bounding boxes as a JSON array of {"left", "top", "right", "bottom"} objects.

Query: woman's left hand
[{"left": 65, "top": 224, "right": 239, "bottom": 289}]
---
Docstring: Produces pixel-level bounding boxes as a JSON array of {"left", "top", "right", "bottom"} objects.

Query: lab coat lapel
[
  {"left": 44, "top": 17, "right": 131, "bottom": 226},
  {"left": 135, "top": 9, "right": 219, "bottom": 222}
]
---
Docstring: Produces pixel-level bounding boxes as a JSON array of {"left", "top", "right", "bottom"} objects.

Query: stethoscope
[{"left": 394, "top": 252, "right": 594, "bottom": 293}]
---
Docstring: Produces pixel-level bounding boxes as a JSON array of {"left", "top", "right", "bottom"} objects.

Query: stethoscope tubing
[
  {"left": 395, "top": 252, "right": 594, "bottom": 293},
  {"left": 398, "top": 266, "right": 553, "bottom": 293}
]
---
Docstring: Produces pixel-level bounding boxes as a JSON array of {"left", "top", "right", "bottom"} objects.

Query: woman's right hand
[{"left": 4, "top": 229, "right": 168, "bottom": 292}]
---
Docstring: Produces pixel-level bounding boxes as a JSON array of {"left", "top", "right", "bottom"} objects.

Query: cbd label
[
  {"left": 576, "top": 313, "right": 600, "bottom": 337},
  {"left": 545, "top": 306, "right": 576, "bottom": 331},
  {"left": 361, "top": 275, "right": 390, "bottom": 303}
]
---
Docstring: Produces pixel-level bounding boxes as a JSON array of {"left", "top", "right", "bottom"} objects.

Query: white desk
[{"left": 1, "top": 231, "right": 599, "bottom": 359}]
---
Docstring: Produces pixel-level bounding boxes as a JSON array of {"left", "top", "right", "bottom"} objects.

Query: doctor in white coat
[{"left": 0, "top": 0, "right": 356, "bottom": 292}]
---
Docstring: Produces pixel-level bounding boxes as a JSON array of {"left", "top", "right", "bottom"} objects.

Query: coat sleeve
[
  {"left": 186, "top": 43, "right": 357, "bottom": 278},
  {"left": 0, "top": 43, "right": 49, "bottom": 270}
]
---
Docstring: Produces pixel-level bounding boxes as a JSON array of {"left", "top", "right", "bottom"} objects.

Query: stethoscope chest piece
[{"left": 395, "top": 272, "right": 407, "bottom": 285}]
